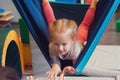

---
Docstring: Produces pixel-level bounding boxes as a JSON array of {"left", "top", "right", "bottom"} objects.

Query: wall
[{"left": 0, "top": 0, "right": 20, "bottom": 22}]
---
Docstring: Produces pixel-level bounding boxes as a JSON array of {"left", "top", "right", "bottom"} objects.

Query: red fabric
[
  {"left": 76, "top": 7, "right": 95, "bottom": 43},
  {"left": 42, "top": 2, "right": 56, "bottom": 26}
]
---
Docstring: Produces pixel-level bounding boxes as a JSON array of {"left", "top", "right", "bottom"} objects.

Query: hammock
[{"left": 12, "top": 0, "right": 120, "bottom": 75}]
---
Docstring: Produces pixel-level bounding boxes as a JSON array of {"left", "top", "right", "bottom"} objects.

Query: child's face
[{"left": 51, "top": 32, "right": 75, "bottom": 56}]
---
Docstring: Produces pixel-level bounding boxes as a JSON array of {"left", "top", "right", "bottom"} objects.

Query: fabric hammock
[{"left": 12, "top": 0, "right": 120, "bottom": 75}]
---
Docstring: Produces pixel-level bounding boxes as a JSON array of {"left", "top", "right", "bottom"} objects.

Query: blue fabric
[
  {"left": 118, "top": 4, "right": 120, "bottom": 9},
  {"left": 13, "top": 0, "right": 51, "bottom": 65},
  {"left": 12, "top": 0, "right": 120, "bottom": 75}
]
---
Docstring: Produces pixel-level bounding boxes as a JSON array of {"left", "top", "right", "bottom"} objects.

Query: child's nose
[{"left": 58, "top": 45, "right": 64, "bottom": 51}]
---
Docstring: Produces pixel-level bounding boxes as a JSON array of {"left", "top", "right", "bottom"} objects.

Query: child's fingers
[
  {"left": 72, "top": 68, "right": 78, "bottom": 72},
  {"left": 70, "top": 68, "right": 78, "bottom": 74},
  {"left": 62, "top": 66, "right": 71, "bottom": 74},
  {"left": 62, "top": 69, "right": 67, "bottom": 73},
  {"left": 62, "top": 66, "right": 78, "bottom": 74},
  {"left": 46, "top": 71, "right": 55, "bottom": 79},
  {"left": 65, "top": 67, "right": 78, "bottom": 74},
  {"left": 59, "top": 74, "right": 64, "bottom": 80},
  {"left": 45, "top": 71, "right": 50, "bottom": 75},
  {"left": 54, "top": 75, "right": 58, "bottom": 80}
]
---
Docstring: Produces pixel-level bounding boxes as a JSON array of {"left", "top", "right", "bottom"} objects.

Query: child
[{"left": 42, "top": 0, "right": 98, "bottom": 79}]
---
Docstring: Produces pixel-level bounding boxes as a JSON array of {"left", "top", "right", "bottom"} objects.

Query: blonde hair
[{"left": 49, "top": 18, "right": 77, "bottom": 40}]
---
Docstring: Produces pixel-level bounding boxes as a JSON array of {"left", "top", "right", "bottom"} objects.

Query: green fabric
[
  {"left": 116, "top": 19, "right": 120, "bottom": 32},
  {"left": 0, "top": 28, "right": 12, "bottom": 64},
  {"left": 19, "top": 18, "right": 30, "bottom": 43}
]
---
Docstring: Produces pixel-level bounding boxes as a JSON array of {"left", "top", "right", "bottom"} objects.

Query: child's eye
[
  {"left": 63, "top": 43, "right": 67, "bottom": 46},
  {"left": 54, "top": 43, "right": 59, "bottom": 45}
]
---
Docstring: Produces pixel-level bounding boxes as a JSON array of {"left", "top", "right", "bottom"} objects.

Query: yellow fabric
[{"left": 21, "top": 43, "right": 32, "bottom": 66}]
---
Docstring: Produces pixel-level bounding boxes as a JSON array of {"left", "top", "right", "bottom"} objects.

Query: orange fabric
[
  {"left": 76, "top": 24, "right": 88, "bottom": 43},
  {"left": 76, "top": 7, "right": 95, "bottom": 43},
  {"left": 42, "top": 2, "right": 56, "bottom": 26}
]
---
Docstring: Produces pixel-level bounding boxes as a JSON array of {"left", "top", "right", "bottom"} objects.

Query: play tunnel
[{"left": 0, "top": 27, "right": 24, "bottom": 77}]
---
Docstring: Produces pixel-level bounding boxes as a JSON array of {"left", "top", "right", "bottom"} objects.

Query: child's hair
[
  {"left": 49, "top": 18, "right": 78, "bottom": 40},
  {"left": 0, "top": 65, "right": 20, "bottom": 80}
]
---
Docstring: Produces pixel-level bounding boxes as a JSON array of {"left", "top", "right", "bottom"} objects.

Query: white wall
[{"left": 0, "top": 0, "right": 20, "bottom": 22}]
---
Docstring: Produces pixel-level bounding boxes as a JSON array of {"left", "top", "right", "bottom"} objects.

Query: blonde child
[{"left": 42, "top": 0, "right": 98, "bottom": 79}]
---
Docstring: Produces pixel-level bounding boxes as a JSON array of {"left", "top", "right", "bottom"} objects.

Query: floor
[{"left": 11, "top": 10, "right": 120, "bottom": 80}]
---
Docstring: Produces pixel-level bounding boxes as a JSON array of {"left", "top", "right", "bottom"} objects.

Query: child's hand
[
  {"left": 54, "top": 75, "right": 58, "bottom": 80},
  {"left": 58, "top": 66, "right": 77, "bottom": 80},
  {"left": 62, "top": 66, "right": 78, "bottom": 74},
  {"left": 46, "top": 64, "right": 61, "bottom": 79},
  {"left": 59, "top": 74, "right": 64, "bottom": 80}
]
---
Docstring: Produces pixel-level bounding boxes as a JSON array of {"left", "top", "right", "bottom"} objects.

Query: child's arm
[
  {"left": 46, "top": 43, "right": 61, "bottom": 79},
  {"left": 42, "top": 0, "right": 56, "bottom": 26}
]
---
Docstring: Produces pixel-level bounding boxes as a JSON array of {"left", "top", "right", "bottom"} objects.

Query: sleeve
[
  {"left": 49, "top": 43, "right": 61, "bottom": 66},
  {"left": 76, "top": 7, "right": 96, "bottom": 43},
  {"left": 42, "top": 2, "right": 56, "bottom": 26}
]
